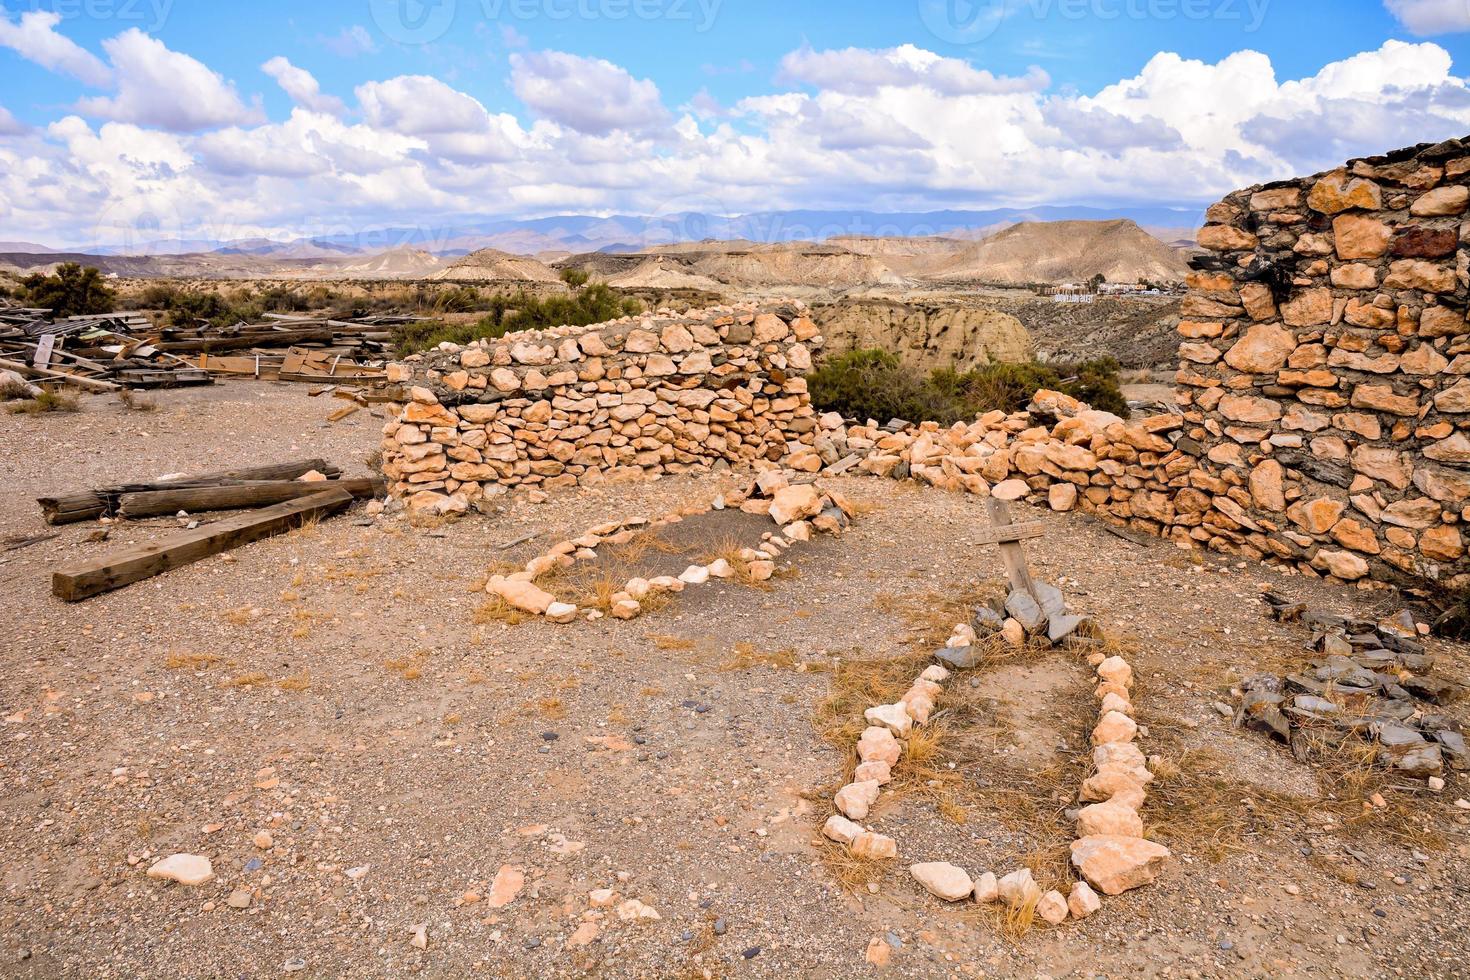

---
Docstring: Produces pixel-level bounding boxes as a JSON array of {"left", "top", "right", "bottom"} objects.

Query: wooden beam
[
  {"left": 0, "top": 356, "right": 120, "bottom": 392},
  {"left": 117, "top": 477, "right": 383, "bottom": 518},
  {"left": 52, "top": 488, "right": 353, "bottom": 601},
  {"left": 972, "top": 520, "right": 1045, "bottom": 546},
  {"left": 983, "top": 498, "right": 1040, "bottom": 600},
  {"left": 38, "top": 458, "right": 339, "bottom": 524}
]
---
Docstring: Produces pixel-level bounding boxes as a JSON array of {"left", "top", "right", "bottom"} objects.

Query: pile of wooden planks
[
  {"left": 43, "top": 458, "right": 383, "bottom": 601},
  {"left": 0, "top": 305, "right": 425, "bottom": 390}
]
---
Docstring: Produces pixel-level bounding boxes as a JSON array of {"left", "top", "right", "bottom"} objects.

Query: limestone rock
[
  {"left": 487, "top": 576, "right": 555, "bottom": 615},
  {"left": 857, "top": 726, "right": 902, "bottom": 766},
  {"left": 864, "top": 702, "right": 913, "bottom": 737},
  {"left": 850, "top": 831, "right": 897, "bottom": 860},
  {"left": 909, "top": 862, "right": 974, "bottom": 902},
  {"left": 835, "top": 780, "right": 882, "bottom": 821},
  {"left": 1070, "top": 835, "right": 1171, "bottom": 895},
  {"left": 997, "top": 868, "right": 1043, "bottom": 909},
  {"left": 822, "top": 814, "right": 863, "bottom": 845},
  {"left": 769, "top": 485, "right": 823, "bottom": 525},
  {"left": 1224, "top": 323, "right": 1295, "bottom": 373},
  {"left": 1067, "top": 881, "right": 1101, "bottom": 919},
  {"left": 1092, "top": 710, "right": 1138, "bottom": 746},
  {"left": 146, "top": 854, "right": 214, "bottom": 886},
  {"left": 1036, "top": 890, "right": 1069, "bottom": 925},
  {"left": 1077, "top": 797, "right": 1145, "bottom": 837},
  {"left": 973, "top": 871, "right": 999, "bottom": 903}
]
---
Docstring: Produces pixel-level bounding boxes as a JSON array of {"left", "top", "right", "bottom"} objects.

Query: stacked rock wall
[
  {"left": 1180, "top": 137, "right": 1470, "bottom": 587},
  {"left": 380, "top": 303, "right": 825, "bottom": 514}
]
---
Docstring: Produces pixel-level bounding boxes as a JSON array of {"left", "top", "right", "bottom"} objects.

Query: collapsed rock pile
[
  {"left": 824, "top": 594, "right": 1170, "bottom": 926},
  {"left": 1239, "top": 592, "right": 1465, "bottom": 779},
  {"left": 483, "top": 470, "right": 855, "bottom": 624},
  {"left": 380, "top": 303, "right": 824, "bottom": 516}
]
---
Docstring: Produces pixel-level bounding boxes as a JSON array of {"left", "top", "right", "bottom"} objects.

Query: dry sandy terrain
[{"left": 2, "top": 384, "right": 1469, "bottom": 978}]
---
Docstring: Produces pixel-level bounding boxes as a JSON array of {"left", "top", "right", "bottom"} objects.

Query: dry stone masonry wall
[
  {"left": 380, "top": 137, "right": 1470, "bottom": 596},
  {"left": 380, "top": 303, "right": 825, "bottom": 515},
  {"left": 1183, "top": 136, "right": 1470, "bottom": 588}
]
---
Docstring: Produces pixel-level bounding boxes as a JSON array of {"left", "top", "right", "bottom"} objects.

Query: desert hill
[
  {"left": 430, "top": 248, "right": 563, "bottom": 285},
  {"left": 336, "top": 247, "right": 446, "bottom": 278},
  {"left": 926, "top": 219, "right": 1191, "bottom": 284}
]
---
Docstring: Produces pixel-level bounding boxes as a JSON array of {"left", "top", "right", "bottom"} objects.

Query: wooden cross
[{"left": 976, "top": 497, "right": 1044, "bottom": 601}]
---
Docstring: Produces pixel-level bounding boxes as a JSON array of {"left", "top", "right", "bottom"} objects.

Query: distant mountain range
[{"left": 32, "top": 205, "right": 1205, "bottom": 259}]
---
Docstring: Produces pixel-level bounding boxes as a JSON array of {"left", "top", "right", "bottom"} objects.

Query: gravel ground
[{"left": 2, "top": 383, "right": 1470, "bottom": 978}]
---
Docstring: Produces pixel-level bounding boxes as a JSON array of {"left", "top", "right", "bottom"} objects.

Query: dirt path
[{"left": 1, "top": 384, "right": 1467, "bottom": 977}]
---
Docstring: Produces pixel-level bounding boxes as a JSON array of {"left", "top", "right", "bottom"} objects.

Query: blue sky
[{"left": 2, "top": 0, "right": 1470, "bottom": 246}]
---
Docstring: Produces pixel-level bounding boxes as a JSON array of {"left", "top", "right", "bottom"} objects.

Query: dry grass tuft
[
  {"left": 384, "top": 649, "right": 429, "bottom": 680},
  {"left": 164, "top": 652, "right": 224, "bottom": 671},
  {"left": 473, "top": 595, "right": 534, "bottom": 626},
  {"left": 219, "top": 672, "right": 269, "bottom": 689},
  {"left": 275, "top": 672, "right": 311, "bottom": 692},
  {"left": 722, "top": 642, "right": 799, "bottom": 672},
  {"left": 649, "top": 634, "right": 696, "bottom": 652},
  {"left": 815, "top": 839, "right": 894, "bottom": 894},
  {"left": 534, "top": 697, "right": 567, "bottom": 721},
  {"left": 7, "top": 390, "right": 79, "bottom": 414}
]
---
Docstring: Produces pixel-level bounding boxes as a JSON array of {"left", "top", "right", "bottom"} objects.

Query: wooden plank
[
  {"left": 984, "top": 498, "right": 1039, "bottom": 599},
  {"left": 33, "top": 333, "right": 55, "bottom": 369},
  {"left": 971, "top": 520, "right": 1045, "bottom": 546},
  {"left": 52, "top": 488, "right": 353, "bottom": 601},
  {"left": 117, "top": 477, "right": 382, "bottom": 518},
  {"left": 0, "top": 356, "right": 120, "bottom": 392}
]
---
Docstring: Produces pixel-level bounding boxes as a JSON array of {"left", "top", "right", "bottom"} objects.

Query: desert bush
[
  {"left": 809, "top": 349, "right": 1127, "bottom": 425},
  {"left": 19, "top": 263, "right": 115, "bottom": 317},
  {"left": 560, "top": 267, "right": 590, "bottom": 289},
  {"left": 7, "top": 389, "right": 80, "bottom": 414},
  {"left": 392, "top": 284, "right": 642, "bottom": 355},
  {"left": 0, "top": 378, "right": 34, "bottom": 401}
]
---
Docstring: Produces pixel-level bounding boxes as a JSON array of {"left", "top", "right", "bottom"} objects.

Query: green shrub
[
  {"left": 560, "top": 267, "right": 590, "bottom": 289},
  {"left": 809, "top": 349, "right": 1127, "bottom": 424},
  {"left": 391, "top": 284, "right": 642, "bottom": 355},
  {"left": 19, "top": 263, "right": 115, "bottom": 317}
]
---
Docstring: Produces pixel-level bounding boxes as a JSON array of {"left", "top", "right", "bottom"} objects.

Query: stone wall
[
  {"left": 1180, "top": 136, "right": 1470, "bottom": 588},
  {"left": 379, "top": 303, "right": 825, "bottom": 514},
  {"left": 381, "top": 136, "right": 1470, "bottom": 594}
]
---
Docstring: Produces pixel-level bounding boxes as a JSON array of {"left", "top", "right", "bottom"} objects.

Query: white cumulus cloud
[
  {"left": 510, "top": 50, "right": 670, "bottom": 135},
  {"left": 355, "top": 75, "right": 490, "bottom": 135},
  {"left": 1385, "top": 0, "right": 1470, "bottom": 35},
  {"left": 77, "top": 30, "right": 259, "bottom": 131},
  {"left": 0, "top": 9, "right": 111, "bottom": 86},
  {"left": 262, "top": 57, "right": 346, "bottom": 115},
  {"left": 779, "top": 43, "right": 1049, "bottom": 96}
]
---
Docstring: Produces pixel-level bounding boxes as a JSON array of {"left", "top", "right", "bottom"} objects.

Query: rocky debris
[
  {"left": 1036, "top": 890, "right": 1070, "bottom": 925},
  {"left": 834, "top": 780, "right": 881, "bottom": 821},
  {"left": 145, "top": 854, "right": 214, "bottom": 886},
  {"left": 1242, "top": 591, "right": 1463, "bottom": 778},
  {"left": 973, "top": 871, "right": 999, "bottom": 904},
  {"left": 486, "top": 865, "right": 525, "bottom": 908},
  {"left": 1070, "top": 836, "right": 1172, "bottom": 895},
  {"left": 1068, "top": 881, "right": 1101, "bottom": 919},
  {"left": 478, "top": 471, "right": 851, "bottom": 625},
  {"left": 908, "top": 862, "right": 974, "bottom": 902},
  {"left": 997, "top": 868, "right": 1043, "bottom": 909}
]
